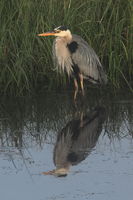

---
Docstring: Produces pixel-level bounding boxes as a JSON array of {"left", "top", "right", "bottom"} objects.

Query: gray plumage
[
  {"left": 53, "top": 107, "right": 106, "bottom": 169},
  {"left": 38, "top": 26, "right": 107, "bottom": 95},
  {"left": 53, "top": 33, "right": 107, "bottom": 84}
]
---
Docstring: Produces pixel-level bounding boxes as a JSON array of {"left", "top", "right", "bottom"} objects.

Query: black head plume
[{"left": 54, "top": 26, "right": 68, "bottom": 31}]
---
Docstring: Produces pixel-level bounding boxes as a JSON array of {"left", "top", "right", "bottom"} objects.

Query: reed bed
[{"left": 0, "top": 0, "right": 132, "bottom": 95}]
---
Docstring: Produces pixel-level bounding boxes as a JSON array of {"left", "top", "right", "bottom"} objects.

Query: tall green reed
[{"left": 0, "top": 0, "right": 132, "bottom": 95}]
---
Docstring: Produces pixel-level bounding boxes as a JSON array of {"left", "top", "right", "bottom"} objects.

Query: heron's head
[{"left": 38, "top": 26, "right": 71, "bottom": 38}]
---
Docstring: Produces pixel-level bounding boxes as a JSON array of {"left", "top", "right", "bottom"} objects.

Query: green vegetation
[{"left": 0, "top": 0, "right": 132, "bottom": 95}]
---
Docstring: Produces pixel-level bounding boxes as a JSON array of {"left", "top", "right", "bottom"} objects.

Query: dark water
[{"left": 0, "top": 90, "right": 133, "bottom": 200}]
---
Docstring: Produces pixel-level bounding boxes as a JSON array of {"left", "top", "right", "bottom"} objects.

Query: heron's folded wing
[{"left": 71, "top": 35, "right": 107, "bottom": 84}]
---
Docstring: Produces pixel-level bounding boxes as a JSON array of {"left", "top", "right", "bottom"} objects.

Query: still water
[{"left": 0, "top": 90, "right": 133, "bottom": 200}]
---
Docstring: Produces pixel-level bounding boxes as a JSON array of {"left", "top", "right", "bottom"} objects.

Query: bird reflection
[{"left": 42, "top": 106, "right": 106, "bottom": 177}]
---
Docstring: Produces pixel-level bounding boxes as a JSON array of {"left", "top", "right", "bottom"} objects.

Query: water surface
[{"left": 0, "top": 90, "right": 133, "bottom": 200}]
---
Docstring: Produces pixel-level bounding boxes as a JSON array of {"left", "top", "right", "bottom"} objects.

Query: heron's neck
[{"left": 64, "top": 30, "right": 72, "bottom": 41}]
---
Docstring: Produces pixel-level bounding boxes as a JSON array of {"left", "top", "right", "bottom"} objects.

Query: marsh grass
[{"left": 0, "top": 0, "right": 132, "bottom": 95}]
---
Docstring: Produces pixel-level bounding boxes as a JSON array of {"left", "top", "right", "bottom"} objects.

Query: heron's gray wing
[
  {"left": 53, "top": 107, "right": 105, "bottom": 167},
  {"left": 71, "top": 34, "right": 107, "bottom": 84},
  {"left": 69, "top": 107, "right": 105, "bottom": 165}
]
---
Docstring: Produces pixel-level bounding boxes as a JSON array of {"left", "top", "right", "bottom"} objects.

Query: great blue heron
[
  {"left": 38, "top": 26, "right": 107, "bottom": 97},
  {"left": 42, "top": 106, "right": 106, "bottom": 177}
]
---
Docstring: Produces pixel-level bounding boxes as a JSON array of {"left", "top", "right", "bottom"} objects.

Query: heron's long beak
[{"left": 38, "top": 31, "right": 55, "bottom": 37}]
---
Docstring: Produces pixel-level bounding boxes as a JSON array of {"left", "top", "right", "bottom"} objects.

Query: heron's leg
[
  {"left": 74, "top": 78, "right": 78, "bottom": 90},
  {"left": 79, "top": 73, "right": 84, "bottom": 95},
  {"left": 74, "top": 78, "right": 78, "bottom": 100}
]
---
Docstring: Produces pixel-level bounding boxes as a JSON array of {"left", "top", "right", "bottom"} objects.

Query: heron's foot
[
  {"left": 81, "top": 88, "right": 85, "bottom": 96},
  {"left": 78, "top": 88, "right": 85, "bottom": 97}
]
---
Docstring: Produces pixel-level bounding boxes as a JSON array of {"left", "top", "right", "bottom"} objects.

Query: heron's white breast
[
  {"left": 55, "top": 37, "right": 73, "bottom": 76},
  {"left": 55, "top": 38, "right": 70, "bottom": 60}
]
